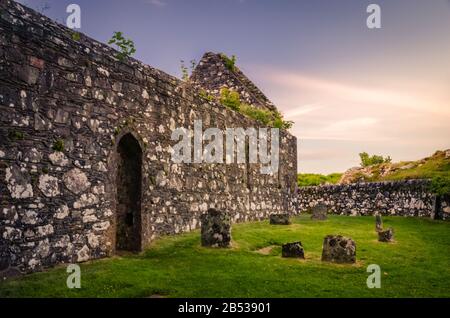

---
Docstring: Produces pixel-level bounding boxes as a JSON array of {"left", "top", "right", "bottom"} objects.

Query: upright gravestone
[
  {"left": 375, "top": 213, "right": 383, "bottom": 232},
  {"left": 200, "top": 208, "right": 231, "bottom": 248},
  {"left": 375, "top": 212, "right": 394, "bottom": 242},
  {"left": 311, "top": 203, "right": 328, "bottom": 220},
  {"left": 0, "top": 245, "right": 9, "bottom": 272},
  {"left": 321, "top": 235, "right": 356, "bottom": 264},
  {"left": 378, "top": 228, "right": 394, "bottom": 242},
  {"left": 282, "top": 242, "right": 305, "bottom": 259},
  {"left": 270, "top": 213, "right": 291, "bottom": 225}
]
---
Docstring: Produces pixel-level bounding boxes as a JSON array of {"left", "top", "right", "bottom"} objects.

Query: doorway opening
[{"left": 116, "top": 133, "right": 142, "bottom": 252}]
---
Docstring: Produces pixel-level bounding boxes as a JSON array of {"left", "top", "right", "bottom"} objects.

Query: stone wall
[
  {"left": 191, "top": 52, "right": 278, "bottom": 112},
  {"left": 0, "top": 0, "right": 297, "bottom": 274},
  {"left": 297, "top": 179, "right": 450, "bottom": 219},
  {"left": 437, "top": 194, "right": 450, "bottom": 220}
]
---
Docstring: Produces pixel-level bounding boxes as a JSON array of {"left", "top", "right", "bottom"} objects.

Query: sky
[{"left": 18, "top": 0, "right": 450, "bottom": 173}]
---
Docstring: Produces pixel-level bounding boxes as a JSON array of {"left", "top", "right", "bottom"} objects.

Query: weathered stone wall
[
  {"left": 297, "top": 179, "right": 450, "bottom": 219},
  {"left": 437, "top": 194, "right": 450, "bottom": 220},
  {"left": 191, "top": 52, "right": 278, "bottom": 112},
  {"left": 0, "top": 1, "right": 297, "bottom": 274}
]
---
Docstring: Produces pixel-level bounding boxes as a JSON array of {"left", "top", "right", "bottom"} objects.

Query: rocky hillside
[{"left": 339, "top": 149, "right": 450, "bottom": 184}]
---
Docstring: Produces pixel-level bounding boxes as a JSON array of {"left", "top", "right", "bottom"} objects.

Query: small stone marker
[
  {"left": 378, "top": 228, "right": 394, "bottom": 242},
  {"left": 375, "top": 213, "right": 383, "bottom": 232},
  {"left": 282, "top": 242, "right": 305, "bottom": 259},
  {"left": 375, "top": 212, "right": 394, "bottom": 242},
  {"left": 321, "top": 235, "right": 356, "bottom": 264},
  {"left": 311, "top": 203, "right": 328, "bottom": 220},
  {"left": 269, "top": 213, "right": 291, "bottom": 225},
  {"left": 200, "top": 208, "right": 231, "bottom": 247}
]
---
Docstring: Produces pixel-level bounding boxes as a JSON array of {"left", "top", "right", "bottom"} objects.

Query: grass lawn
[
  {"left": 381, "top": 151, "right": 449, "bottom": 182},
  {"left": 297, "top": 173, "right": 343, "bottom": 187},
  {"left": 1, "top": 215, "right": 449, "bottom": 298}
]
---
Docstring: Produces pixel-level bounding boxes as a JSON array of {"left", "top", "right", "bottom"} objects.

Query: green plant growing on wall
[
  {"left": 220, "top": 88, "right": 241, "bottom": 111},
  {"left": 53, "top": 139, "right": 65, "bottom": 152},
  {"left": 180, "top": 59, "right": 197, "bottom": 82},
  {"left": 8, "top": 130, "right": 25, "bottom": 140},
  {"left": 71, "top": 31, "right": 81, "bottom": 42},
  {"left": 240, "top": 104, "right": 271, "bottom": 126},
  {"left": 199, "top": 89, "right": 215, "bottom": 102},
  {"left": 108, "top": 31, "right": 136, "bottom": 61},
  {"left": 221, "top": 54, "right": 237, "bottom": 72},
  {"left": 219, "top": 89, "right": 293, "bottom": 129},
  {"left": 272, "top": 110, "right": 294, "bottom": 130},
  {"left": 180, "top": 60, "right": 189, "bottom": 82}
]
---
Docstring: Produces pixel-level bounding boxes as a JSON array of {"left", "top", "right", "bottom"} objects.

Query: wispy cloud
[
  {"left": 268, "top": 70, "right": 449, "bottom": 115},
  {"left": 284, "top": 104, "right": 321, "bottom": 119},
  {"left": 299, "top": 149, "right": 345, "bottom": 161},
  {"left": 144, "top": 0, "right": 167, "bottom": 7},
  {"left": 246, "top": 65, "right": 450, "bottom": 172},
  {"left": 323, "top": 117, "right": 378, "bottom": 132},
  {"left": 299, "top": 117, "right": 388, "bottom": 141}
]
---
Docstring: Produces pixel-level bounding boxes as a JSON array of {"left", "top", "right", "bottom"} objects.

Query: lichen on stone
[
  {"left": 73, "top": 193, "right": 98, "bottom": 209},
  {"left": 77, "top": 245, "right": 90, "bottom": 262},
  {"left": 63, "top": 168, "right": 91, "bottom": 194},
  {"left": 5, "top": 165, "right": 34, "bottom": 199},
  {"left": 49, "top": 151, "right": 69, "bottom": 166},
  {"left": 38, "top": 174, "right": 60, "bottom": 197}
]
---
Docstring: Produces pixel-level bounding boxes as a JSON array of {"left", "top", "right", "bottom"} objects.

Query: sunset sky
[{"left": 19, "top": 0, "right": 450, "bottom": 173}]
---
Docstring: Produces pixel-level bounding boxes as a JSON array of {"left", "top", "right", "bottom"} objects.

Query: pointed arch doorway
[{"left": 115, "top": 133, "right": 142, "bottom": 252}]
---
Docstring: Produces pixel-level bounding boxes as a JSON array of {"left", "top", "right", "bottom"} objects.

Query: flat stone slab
[
  {"left": 200, "top": 208, "right": 231, "bottom": 248},
  {"left": 256, "top": 245, "right": 276, "bottom": 255},
  {"left": 321, "top": 235, "right": 356, "bottom": 264},
  {"left": 378, "top": 228, "right": 394, "bottom": 242},
  {"left": 311, "top": 203, "right": 328, "bottom": 220},
  {"left": 282, "top": 242, "right": 305, "bottom": 259},
  {"left": 269, "top": 213, "right": 291, "bottom": 225}
]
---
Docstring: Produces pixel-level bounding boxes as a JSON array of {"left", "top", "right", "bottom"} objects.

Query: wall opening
[
  {"left": 433, "top": 195, "right": 442, "bottom": 220},
  {"left": 116, "top": 133, "right": 142, "bottom": 252}
]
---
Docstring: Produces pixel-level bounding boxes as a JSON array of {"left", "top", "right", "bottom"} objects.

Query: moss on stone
[{"left": 52, "top": 139, "right": 64, "bottom": 152}]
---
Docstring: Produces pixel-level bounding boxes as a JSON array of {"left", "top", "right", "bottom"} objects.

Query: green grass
[
  {"left": 1, "top": 215, "right": 449, "bottom": 298},
  {"left": 342, "top": 150, "right": 450, "bottom": 185},
  {"left": 380, "top": 151, "right": 450, "bottom": 182},
  {"left": 297, "top": 173, "right": 343, "bottom": 187}
]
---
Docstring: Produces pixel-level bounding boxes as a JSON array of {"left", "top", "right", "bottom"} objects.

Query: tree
[{"left": 359, "top": 152, "right": 392, "bottom": 167}]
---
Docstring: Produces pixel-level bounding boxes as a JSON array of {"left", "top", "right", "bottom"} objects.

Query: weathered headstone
[
  {"left": 0, "top": 267, "right": 22, "bottom": 280},
  {"left": 269, "top": 213, "right": 291, "bottom": 225},
  {"left": 321, "top": 235, "right": 356, "bottom": 264},
  {"left": 311, "top": 203, "right": 328, "bottom": 220},
  {"left": 200, "top": 208, "right": 231, "bottom": 247},
  {"left": 375, "top": 213, "right": 383, "bottom": 232},
  {"left": 375, "top": 212, "right": 394, "bottom": 242},
  {"left": 378, "top": 228, "right": 394, "bottom": 242},
  {"left": 282, "top": 242, "right": 305, "bottom": 259}
]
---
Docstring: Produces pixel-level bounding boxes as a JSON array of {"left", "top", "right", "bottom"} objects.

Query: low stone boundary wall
[{"left": 296, "top": 179, "right": 449, "bottom": 219}]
